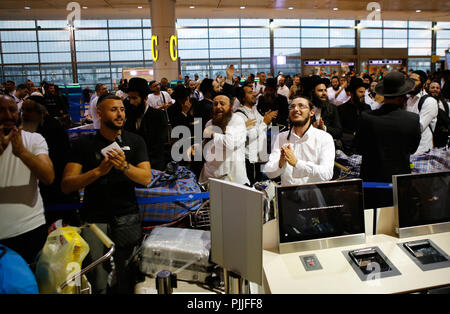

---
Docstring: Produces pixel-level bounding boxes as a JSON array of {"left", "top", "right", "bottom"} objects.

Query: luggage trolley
[{"left": 54, "top": 224, "right": 115, "bottom": 294}]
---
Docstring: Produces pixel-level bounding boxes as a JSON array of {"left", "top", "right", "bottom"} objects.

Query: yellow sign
[
  {"left": 432, "top": 55, "right": 441, "bottom": 63},
  {"left": 151, "top": 35, "right": 158, "bottom": 62},
  {"left": 150, "top": 35, "right": 178, "bottom": 62},
  {"left": 170, "top": 35, "right": 178, "bottom": 61}
]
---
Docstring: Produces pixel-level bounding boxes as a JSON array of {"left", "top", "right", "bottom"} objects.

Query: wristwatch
[{"left": 123, "top": 161, "right": 130, "bottom": 172}]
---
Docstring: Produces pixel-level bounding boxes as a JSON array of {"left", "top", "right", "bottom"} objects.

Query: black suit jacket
[
  {"left": 312, "top": 102, "right": 343, "bottom": 140},
  {"left": 355, "top": 104, "right": 421, "bottom": 183},
  {"left": 338, "top": 100, "right": 372, "bottom": 154},
  {"left": 256, "top": 94, "right": 289, "bottom": 128},
  {"left": 194, "top": 98, "right": 213, "bottom": 132},
  {"left": 124, "top": 99, "right": 169, "bottom": 171}
]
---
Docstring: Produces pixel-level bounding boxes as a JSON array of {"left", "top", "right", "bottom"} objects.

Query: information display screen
[
  {"left": 394, "top": 171, "right": 450, "bottom": 228},
  {"left": 277, "top": 179, "right": 365, "bottom": 244}
]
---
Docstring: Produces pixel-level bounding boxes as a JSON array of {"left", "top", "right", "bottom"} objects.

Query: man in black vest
[{"left": 355, "top": 72, "right": 421, "bottom": 209}]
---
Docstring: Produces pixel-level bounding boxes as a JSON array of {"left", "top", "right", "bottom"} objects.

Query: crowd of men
[{"left": 1, "top": 67, "right": 449, "bottom": 294}]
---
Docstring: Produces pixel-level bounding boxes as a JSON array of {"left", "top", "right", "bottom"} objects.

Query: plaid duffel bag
[{"left": 136, "top": 166, "right": 204, "bottom": 223}]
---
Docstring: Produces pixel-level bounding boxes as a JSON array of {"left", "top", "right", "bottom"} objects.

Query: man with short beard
[
  {"left": 235, "top": 85, "right": 278, "bottom": 185},
  {"left": 289, "top": 75, "right": 302, "bottom": 100},
  {"left": 256, "top": 78, "right": 289, "bottom": 128},
  {"left": 309, "top": 77, "right": 343, "bottom": 141},
  {"left": 338, "top": 78, "right": 371, "bottom": 155},
  {"left": 406, "top": 70, "right": 438, "bottom": 154},
  {"left": 199, "top": 94, "right": 249, "bottom": 185},
  {"left": 429, "top": 81, "right": 449, "bottom": 116},
  {"left": 62, "top": 94, "right": 151, "bottom": 294},
  {"left": 327, "top": 76, "right": 350, "bottom": 106},
  {"left": 277, "top": 75, "right": 290, "bottom": 101},
  {"left": 89, "top": 83, "right": 109, "bottom": 129},
  {"left": 264, "top": 96, "right": 335, "bottom": 186}
]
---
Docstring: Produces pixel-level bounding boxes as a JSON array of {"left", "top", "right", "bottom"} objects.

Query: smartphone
[{"left": 100, "top": 141, "right": 123, "bottom": 158}]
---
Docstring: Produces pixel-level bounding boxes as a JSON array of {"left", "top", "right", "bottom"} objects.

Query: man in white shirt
[
  {"left": 264, "top": 96, "right": 335, "bottom": 186},
  {"left": 429, "top": 81, "right": 450, "bottom": 116},
  {"left": 254, "top": 72, "right": 266, "bottom": 98},
  {"left": 327, "top": 76, "right": 350, "bottom": 106},
  {"left": 88, "top": 83, "right": 108, "bottom": 129},
  {"left": 147, "top": 80, "right": 175, "bottom": 110},
  {"left": 235, "top": 85, "right": 277, "bottom": 184},
  {"left": 12, "top": 84, "right": 29, "bottom": 112},
  {"left": 199, "top": 94, "right": 249, "bottom": 186},
  {"left": 365, "top": 80, "right": 381, "bottom": 110},
  {"left": 406, "top": 70, "right": 438, "bottom": 154},
  {"left": 0, "top": 95, "right": 55, "bottom": 264},
  {"left": 277, "top": 75, "right": 290, "bottom": 102}
]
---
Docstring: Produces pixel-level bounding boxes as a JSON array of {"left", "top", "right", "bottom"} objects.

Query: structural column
[{"left": 149, "top": 0, "right": 179, "bottom": 81}]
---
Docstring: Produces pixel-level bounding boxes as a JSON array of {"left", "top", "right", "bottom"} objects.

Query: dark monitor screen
[
  {"left": 394, "top": 171, "right": 450, "bottom": 228},
  {"left": 277, "top": 179, "right": 365, "bottom": 244}
]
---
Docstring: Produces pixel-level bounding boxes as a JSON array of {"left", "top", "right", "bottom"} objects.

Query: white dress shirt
[
  {"left": 199, "top": 114, "right": 249, "bottom": 186},
  {"left": 254, "top": 82, "right": 266, "bottom": 97},
  {"left": 234, "top": 105, "right": 269, "bottom": 163},
  {"left": 146, "top": 91, "right": 175, "bottom": 109},
  {"left": 263, "top": 126, "right": 335, "bottom": 186},
  {"left": 406, "top": 90, "right": 438, "bottom": 154},
  {"left": 277, "top": 85, "right": 290, "bottom": 102},
  {"left": 365, "top": 89, "right": 381, "bottom": 110},
  {"left": 327, "top": 86, "right": 350, "bottom": 106},
  {"left": 88, "top": 95, "right": 100, "bottom": 129}
]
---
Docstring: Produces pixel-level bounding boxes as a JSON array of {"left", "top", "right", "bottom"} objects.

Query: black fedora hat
[
  {"left": 375, "top": 72, "right": 415, "bottom": 97},
  {"left": 264, "top": 77, "right": 278, "bottom": 88}
]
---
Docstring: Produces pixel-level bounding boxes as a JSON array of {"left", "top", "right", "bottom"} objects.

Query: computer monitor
[
  {"left": 209, "top": 179, "right": 265, "bottom": 285},
  {"left": 393, "top": 171, "right": 450, "bottom": 238},
  {"left": 276, "top": 179, "right": 366, "bottom": 254}
]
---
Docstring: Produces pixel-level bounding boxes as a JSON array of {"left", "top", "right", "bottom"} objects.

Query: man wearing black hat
[
  {"left": 308, "top": 76, "right": 343, "bottom": 142},
  {"left": 256, "top": 77, "right": 289, "bottom": 128},
  {"left": 168, "top": 85, "right": 195, "bottom": 130},
  {"left": 338, "top": 78, "right": 371, "bottom": 155},
  {"left": 354, "top": 71, "right": 421, "bottom": 209},
  {"left": 123, "top": 77, "right": 170, "bottom": 171},
  {"left": 194, "top": 78, "right": 215, "bottom": 133}
]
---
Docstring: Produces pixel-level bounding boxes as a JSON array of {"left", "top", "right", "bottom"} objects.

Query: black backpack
[{"left": 418, "top": 95, "right": 450, "bottom": 148}]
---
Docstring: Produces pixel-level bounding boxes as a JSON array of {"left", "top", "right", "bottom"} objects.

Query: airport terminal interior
[{"left": 0, "top": 0, "right": 449, "bottom": 296}]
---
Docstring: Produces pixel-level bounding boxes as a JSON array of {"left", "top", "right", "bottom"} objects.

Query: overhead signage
[
  {"left": 304, "top": 60, "right": 342, "bottom": 66},
  {"left": 369, "top": 59, "right": 402, "bottom": 65}
]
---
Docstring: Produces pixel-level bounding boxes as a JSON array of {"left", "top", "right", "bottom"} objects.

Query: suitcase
[{"left": 140, "top": 227, "right": 214, "bottom": 283}]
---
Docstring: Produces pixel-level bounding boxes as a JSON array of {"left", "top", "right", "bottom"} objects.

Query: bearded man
[
  {"left": 199, "top": 94, "right": 249, "bottom": 185},
  {"left": 338, "top": 78, "right": 371, "bottom": 155},
  {"left": 263, "top": 96, "right": 335, "bottom": 186},
  {"left": 256, "top": 78, "right": 289, "bottom": 128},
  {"left": 406, "top": 70, "right": 438, "bottom": 154},
  {"left": 309, "top": 77, "right": 343, "bottom": 141},
  {"left": 123, "top": 77, "right": 169, "bottom": 170}
]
